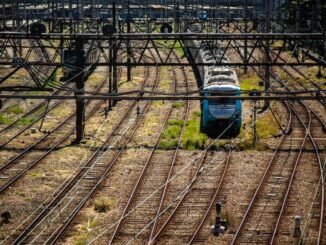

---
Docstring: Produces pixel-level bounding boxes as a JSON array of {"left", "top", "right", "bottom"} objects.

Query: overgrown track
[
  {"left": 108, "top": 51, "right": 189, "bottom": 244},
  {"left": 272, "top": 100, "right": 325, "bottom": 244},
  {"left": 11, "top": 58, "right": 160, "bottom": 244},
  {"left": 149, "top": 143, "right": 232, "bottom": 244},
  {"left": 225, "top": 27, "right": 325, "bottom": 244},
  {"left": 188, "top": 148, "right": 232, "bottom": 244},
  {"left": 0, "top": 39, "right": 53, "bottom": 112},
  {"left": 270, "top": 51, "right": 326, "bottom": 110},
  {"left": 0, "top": 70, "right": 110, "bottom": 194}
]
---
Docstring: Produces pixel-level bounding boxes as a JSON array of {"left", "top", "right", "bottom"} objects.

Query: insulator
[
  {"left": 160, "top": 23, "right": 173, "bottom": 34},
  {"left": 102, "top": 24, "right": 116, "bottom": 36},
  {"left": 30, "top": 23, "right": 46, "bottom": 36}
]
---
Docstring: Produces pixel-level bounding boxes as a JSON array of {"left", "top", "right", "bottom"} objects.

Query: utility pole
[
  {"left": 184, "top": 0, "right": 188, "bottom": 31},
  {"left": 263, "top": 0, "right": 271, "bottom": 111},
  {"left": 295, "top": 0, "right": 300, "bottom": 32},
  {"left": 74, "top": 38, "right": 85, "bottom": 144},
  {"left": 112, "top": 2, "right": 118, "bottom": 106},
  {"left": 244, "top": 0, "right": 248, "bottom": 74},
  {"left": 253, "top": 98, "right": 257, "bottom": 147},
  {"left": 127, "top": 0, "right": 131, "bottom": 81}
]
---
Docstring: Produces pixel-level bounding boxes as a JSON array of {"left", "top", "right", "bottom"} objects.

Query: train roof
[
  {"left": 186, "top": 24, "right": 239, "bottom": 89},
  {"left": 204, "top": 84, "right": 240, "bottom": 91},
  {"left": 204, "top": 67, "right": 239, "bottom": 87}
]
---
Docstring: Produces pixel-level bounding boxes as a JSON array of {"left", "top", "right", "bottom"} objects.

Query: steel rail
[
  {"left": 0, "top": 89, "right": 67, "bottom": 135},
  {"left": 148, "top": 54, "right": 190, "bottom": 244},
  {"left": 270, "top": 51, "right": 326, "bottom": 109},
  {"left": 0, "top": 66, "right": 117, "bottom": 193},
  {"left": 228, "top": 25, "right": 325, "bottom": 244},
  {"left": 12, "top": 63, "right": 154, "bottom": 244},
  {"left": 148, "top": 121, "right": 235, "bottom": 245},
  {"left": 269, "top": 101, "right": 324, "bottom": 244},
  {"left": 229, "top": 101, "right": 293, "bottom": 244},
  {"left": 15, "top": 44, "right": 161, "bottom": 243},
  {"left": 148, "top": 147, "right": 210, "bottom": 245},
  {"left": 268, "top": 101, "right": 311, "bottom": 244},
  {"left": 109, "top": 49, "right": 184, "bottom": 244},
  {"left": 0, "top": 90, "right": 71, "bottom": 148},
  {"left": 270, "top": 78, "right": 325, "bottom": 245},
  {"left": 108, "top": 108, "right": 173, "bottom": 244},
  {"left": 271, "top": 62, "right": 325, "bottom": 244},
  {"left": 0, "top": 91, "right": 103, "bottom": 193},
  {"left": 188, "top": 147, "right": 232, "bottom": 244},
  {"left": 45, "top": 60, "right": 161, "bottom": 245}
]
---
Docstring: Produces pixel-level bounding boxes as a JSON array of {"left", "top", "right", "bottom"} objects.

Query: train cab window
[
  {"left": 208, "top": 98, "right": 235, "bottom": 105},
  {"left": 210, "top": 70, "right": 232, "bottom": 76},
  {"left": 207, "top": 77, "right": 235, "bottom": 84}
]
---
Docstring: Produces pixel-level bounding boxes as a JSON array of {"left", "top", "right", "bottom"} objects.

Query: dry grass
[
  {"left": 237, "top": 107, "right": 279, "bottom": 151},
  {"left": 86, "top": 73, "right": 104, "bottom": 89}
]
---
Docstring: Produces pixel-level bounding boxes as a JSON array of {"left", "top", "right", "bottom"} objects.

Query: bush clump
[
  {"left": 172, "top": 101, "right": 185, "bottom": 109},
  {"left": 94, "top": 197, "right": 114, "bottom": 213}
]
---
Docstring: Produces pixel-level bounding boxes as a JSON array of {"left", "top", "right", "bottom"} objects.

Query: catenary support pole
[{"left": 74, "top": 38, "right": 85, "bottom": 144}]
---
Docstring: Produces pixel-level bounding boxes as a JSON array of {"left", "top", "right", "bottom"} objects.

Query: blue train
[{"left": 184, "top": 25, "right": 242, "bottom": 137}]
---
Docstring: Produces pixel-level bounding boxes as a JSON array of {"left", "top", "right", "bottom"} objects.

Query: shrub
[
  {"left": 94, "top": 197, "right": 114, "bottom": 213},
  {"left": 172, "top": 101, "right": 185, "bottom": 109}
]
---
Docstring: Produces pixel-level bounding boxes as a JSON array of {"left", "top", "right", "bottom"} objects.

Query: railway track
[
  {"left": 0, "top": 39, "right": 54, "bottom": 113},
  {"left": 226, "top": 30, "right": 325, "bottom": 244},
  {"left": 148, "top": 137, "right": 233, "bottom": 245},
  {"left": 0, "top": 68, "right": 110, "bottom": 193},
  {"left": 269, "top": 79, "right": 325, "bottom": 245},
  {"left": 229, "top": 102, "right": 301, "bottom": 244},
  {"left": 107, "top": 51, "right": 189, "bottom": 244},
  {"left": 270, "top": 51, "right": 326, "bottom": 111},
  {"left": 188, "top": 147, "right": 232, "bottom": 244},
  {"left": 10, "top": 54, "right": 161, "bottom": 244},
  {"left": 271, "top": 100, "right": 324, "bottom": 244}
]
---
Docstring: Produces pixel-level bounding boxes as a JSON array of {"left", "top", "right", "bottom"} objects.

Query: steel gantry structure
[{"left": 0, "top": 0, "right": 325, "bottom": 142}]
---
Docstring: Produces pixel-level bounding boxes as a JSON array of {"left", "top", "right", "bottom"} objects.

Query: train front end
[{"left": 201, "top": 85, "right": 242, "bottom": 137}]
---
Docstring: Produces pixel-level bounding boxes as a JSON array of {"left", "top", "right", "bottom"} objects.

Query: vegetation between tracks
[
  {"left": 182, "top": 111, "right": 207, "bottom": 150},
  {"left": 240, "top": 73, "right": 262, "bottom": 91},
  {"left": 158, "top": 111, "right": 207, "bottom": 150},
  {"left": 238, "top": 111, "right": 279, "bottom": 150},
  {"left": 279, "top": 68, "right": 326, "bottom": 88},
  {"left": 154, "top": 40, "right": 185, "bottom": 58}
]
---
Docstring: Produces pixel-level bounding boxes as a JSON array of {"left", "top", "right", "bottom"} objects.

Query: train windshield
[
  {"left": 208, "top": 98, "right": 235, "bottom": 106},
  {"left": 208, "top": 91, "right": 237, "bottom": 106}
]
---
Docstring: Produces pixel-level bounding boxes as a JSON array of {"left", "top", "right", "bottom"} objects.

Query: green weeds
[{"left": 182, "top": 112, "right": 207, "bottom": 150}]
